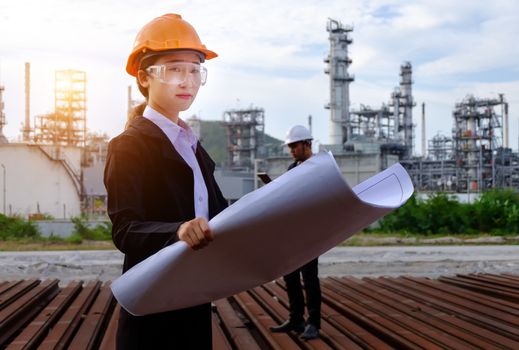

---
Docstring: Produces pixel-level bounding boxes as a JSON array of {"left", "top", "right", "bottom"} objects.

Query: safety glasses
[{"left": 146, "top": 62, "right": 208, "bottom": 86}]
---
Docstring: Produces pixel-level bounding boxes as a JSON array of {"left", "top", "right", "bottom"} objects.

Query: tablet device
[{"left": 257, "top": 172, "right": 272, "bottom": 184}]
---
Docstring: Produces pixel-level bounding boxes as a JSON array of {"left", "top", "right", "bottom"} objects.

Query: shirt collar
[{"left": 142, "top": 106, "right": 198, "bottom": 148}]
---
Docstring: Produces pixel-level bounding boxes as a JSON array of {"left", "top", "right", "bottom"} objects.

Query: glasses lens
[{"left": 159, "top": 63, "right": 207, "bottom": 86}]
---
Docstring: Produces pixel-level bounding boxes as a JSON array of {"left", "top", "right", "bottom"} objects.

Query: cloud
[{"left": 417, "top": 14, "right": 519, "bottom": 78}]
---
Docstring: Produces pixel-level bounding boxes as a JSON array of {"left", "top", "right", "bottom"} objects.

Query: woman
[{"left": 104, "top": 13, "right": 227, "bottom": 349}]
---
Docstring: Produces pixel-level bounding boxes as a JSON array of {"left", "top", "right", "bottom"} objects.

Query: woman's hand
[{"left": 177, "top": 217, "right": 214, "bottom": 250}]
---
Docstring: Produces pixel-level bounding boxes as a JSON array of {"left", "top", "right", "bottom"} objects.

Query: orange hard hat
[{"left": 126, "top": 13, "right": 217, "bottom": 77}]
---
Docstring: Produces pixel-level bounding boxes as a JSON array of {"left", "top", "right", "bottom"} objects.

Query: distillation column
[
  {"left": 325, "top": 18, "right": 354, "bottom": 145},
  {"left": 400, "top": 62, "right": 414, "bottom": 158}
]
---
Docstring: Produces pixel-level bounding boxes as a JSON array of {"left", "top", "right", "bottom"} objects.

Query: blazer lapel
[{"left": 130, "top": 116, "right": 190, "bottom": 167}]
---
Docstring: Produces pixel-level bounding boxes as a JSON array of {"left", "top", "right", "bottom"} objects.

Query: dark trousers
[
  {"left": 116, "top": 303, "right": 212, "bottom": 349},
  {"left": 283, "top": 258, "right": 321, "bottom": 328}
]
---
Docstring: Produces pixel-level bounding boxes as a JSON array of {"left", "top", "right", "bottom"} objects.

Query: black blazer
[
  {"left": 104, "top": 116, "right": 227, "bottom": 272},
  {"left": 104, "top": 116, "right": 227, "bottom": 349}
]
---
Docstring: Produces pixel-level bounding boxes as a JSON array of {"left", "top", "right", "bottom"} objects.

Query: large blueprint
[{"left": 111, "top": 151, "right": 414, "bottom": 315}]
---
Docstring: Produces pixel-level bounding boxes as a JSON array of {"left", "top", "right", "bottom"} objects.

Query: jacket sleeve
[{"left": 104, "top": 135, "right": 182, "bottom": 259}]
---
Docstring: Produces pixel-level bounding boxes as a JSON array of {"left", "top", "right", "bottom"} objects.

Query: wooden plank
[
  {"left": 407, "top": 277, "right": 519, "bottom": 319},
  {"left": 400, "top": 277, "right": 519, "bottom": 329},
  {"left": 250, "top": 285, "right": 332, "bottom": 350},
  {"left": 6, "top": 281, "right": 82, "bottom": 350},
  {"left": 68, "top": 282, "right": 115, "bottom": 350},
  {"left": 459, "top": 274, "right": 519, "bottom": 292},
  {"left": 265, "top": 281, "right": 365, "bottom": 350},
  {"left": 0, "top": 280, "right": 40, "bottom": 311},
  {"left": 0, "top": 281, "right": 22, "bottom": 297},
  {"left": 213, "top": 298, "right": 261, "bottom": 350},
  {"left": 325, "top": 277, "right": 467, "bottom": 350},
  {"left": 335, "top": 276, "right": 503, "bottom": 350},
  {"left": 233, "top": 291, "right": 301, "bottom": 350},
  {"left": 98, "top": 305, "right": 119, "bottom": 350},
  {"left": 321, "top": 279, "right": 431, "bottom": 350},
  {"left": 1, "top": 275, "right": 519, "bottom": 350},
  {"left": 365, "top": 277, "right": 519, "bottom": 350},
  {"left": 38, "top": 281, "right": 100, "bottom": 350},
  {"left": 212, "top": 311, "right": 233, "bottom": 350},
  {"left": 371, "top": 277, "right": 519, "bottom": 341},
  {"left": 0, "top": 280, "right": 58, "bottom": 348},
  {"left": 501, "top": 273, "right": 519, "bottom": 283},
  {"left": 439, "top": 276, "right": 519, "bottom": 303},
  {"left": 273, "top": 279, "right": 394, "bottom": 350},
  {"left": 467, "top": 273, "right": 519, "bottom": 289}
]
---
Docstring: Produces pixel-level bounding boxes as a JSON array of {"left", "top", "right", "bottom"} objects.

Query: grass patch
[
  {"left": 0, "top": 213, "right": 115, "bottom": 251},
  {"left": 0, "top": 239, "right": 115, "bottom": 251},
  {"left": 341, "top": 232, "right": 519, "bottom": 246}
]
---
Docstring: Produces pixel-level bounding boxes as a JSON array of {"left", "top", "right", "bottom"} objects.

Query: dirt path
[
  {"left": 1, "top": 245, "right": 518, "bottom": 284},
  {"left": 319, "top": 245, "right": 519, "bottom": 277}
]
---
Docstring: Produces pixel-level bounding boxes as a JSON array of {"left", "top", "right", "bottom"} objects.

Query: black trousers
[
  {"left": 116, "top": 303, "right": 212, "bottom": 349},
  {"left": 283, "top": 258, "right": 321, "bottom": 328}
]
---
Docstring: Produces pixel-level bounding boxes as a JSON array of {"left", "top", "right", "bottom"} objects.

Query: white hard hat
[{"left": 284, "top": 125, "right": 313, "bottom": 145}]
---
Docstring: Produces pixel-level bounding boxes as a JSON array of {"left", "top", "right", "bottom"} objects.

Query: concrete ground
[
  {"left": 319, "top": 245, "right": 519, "bottom": 278},
  {"left": 1, "top": 245, "right": 518, "bottom": 284}
]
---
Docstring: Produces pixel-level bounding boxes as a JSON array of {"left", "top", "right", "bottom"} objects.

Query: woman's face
[{"left": 139, "top": 51, "right": 203, "bottom": 120}]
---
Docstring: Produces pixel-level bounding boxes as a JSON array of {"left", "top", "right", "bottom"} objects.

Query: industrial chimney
[
  {"left": 23, "top": 62, "right": 31, "bottom": 142},
  {"left": 422, "top": 102, "right": 426, "bottom": 157}
]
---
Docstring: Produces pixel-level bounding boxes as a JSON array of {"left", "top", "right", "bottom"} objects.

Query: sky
[{"left": 1, "top": 0, "right": 518, "bottom": 155}]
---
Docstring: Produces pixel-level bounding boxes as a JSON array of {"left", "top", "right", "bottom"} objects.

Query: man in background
[{"left": 270, "top": 125, "right": 321, "bottom": 340}]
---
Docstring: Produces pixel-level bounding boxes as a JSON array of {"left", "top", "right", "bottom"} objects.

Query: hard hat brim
[
  {"left": 126, "top": 47, "right": 217, "bottom": 77},
  {"left": 283, "top": 138, "right": 313, "bottom": 146}
]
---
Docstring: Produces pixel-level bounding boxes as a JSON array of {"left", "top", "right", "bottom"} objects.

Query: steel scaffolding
[
  {"left": 401, "top": 158, "right": 457, "bottom": 192},
  {"left": 453, "top": 95, "right": 504, "bottom": 192},
  {"left": 222, "top": 107, "right": 265, "bottom": 170},
  {"left": 0, "top": 85, "right": 7, "bottom": 144},
  {"left": 343, "top": 63, "right": 414, "bottom": 160},
  {"left": 428, "top": 133, "right": 453, "bottom": 161},
  {"left": 34, "top": 70, "right": 87, "bottom": 147}
]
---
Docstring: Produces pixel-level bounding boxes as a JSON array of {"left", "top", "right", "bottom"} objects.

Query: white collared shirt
[{"left": 143, "top": 106, "right": 209, "bottom": 220}]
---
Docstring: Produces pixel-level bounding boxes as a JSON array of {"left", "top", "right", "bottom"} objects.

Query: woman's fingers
[{"left": 178, "top": 218, "right": 213, "bottom": 250}]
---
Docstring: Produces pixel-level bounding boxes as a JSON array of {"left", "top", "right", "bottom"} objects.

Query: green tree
[
  {"left": 0, "top": 214, "right": 40, "bottom": 240},
  {"left": 473, "top": 189, "right": 519, "bottom": 233}
]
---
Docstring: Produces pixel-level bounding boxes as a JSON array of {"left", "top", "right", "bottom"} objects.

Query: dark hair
[
  {"left": 126, "top": 102, "right": 147, "bottom": 129},
  {"left": 126, "top": 54, "right": 159, "bottom": 129},
  {"left": 136, "top": 54, "right": 159, "bottom": 98}
]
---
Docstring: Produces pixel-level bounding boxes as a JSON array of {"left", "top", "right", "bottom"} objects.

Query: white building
[{"left": 0, "top": 143, "right": 81, "bottom": 219}]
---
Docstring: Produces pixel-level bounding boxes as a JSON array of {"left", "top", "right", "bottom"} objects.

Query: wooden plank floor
[{"left": 1, "top": 274, "right": 518, "bottom": 349}]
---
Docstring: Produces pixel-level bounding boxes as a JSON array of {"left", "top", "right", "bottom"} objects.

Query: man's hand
[{"left": 177, "top": 217, "right": 213, "bottom": 250}]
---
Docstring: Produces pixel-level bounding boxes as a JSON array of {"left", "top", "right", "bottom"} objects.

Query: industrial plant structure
[
  {"left": 315, "top": 18, "right": 514, "bottom": 195},
  {"left": 0, "top": 63, "right": 105, "bottom": 219},
  {"left": 228, "top": 18, "right": 515, "bottom": 197},
  {"left": 1, "top": 17, "right": 517, "bottom": 219},
  {"left": 403, "top": 94, "right": 513, "bottom": 193}
]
